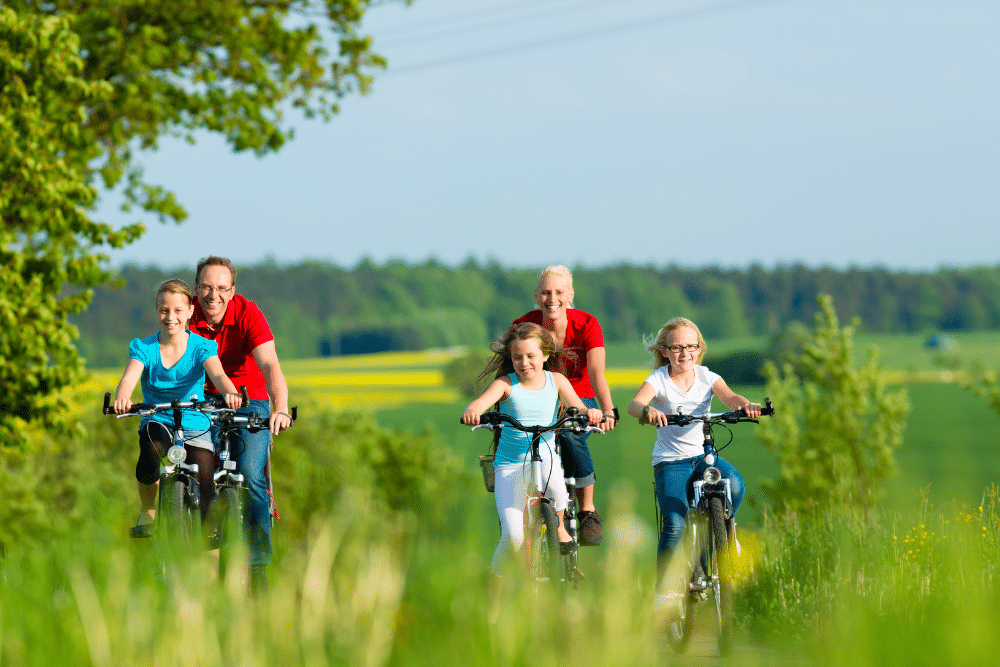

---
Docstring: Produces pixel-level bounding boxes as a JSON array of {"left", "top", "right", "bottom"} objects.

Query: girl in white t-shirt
[{"left": 627, "top": 317, "right": 762, "bottom": 594}]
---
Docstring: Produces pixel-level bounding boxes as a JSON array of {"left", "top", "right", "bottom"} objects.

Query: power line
[
  {"left": 375, "top": 0, "right": 571, "bottom": 38},
  {"left": 379, "top": 0, "right": 649, "bottom": 48},
  {"left": 386, "top": 0, "right": 793, "bottom": 76}
]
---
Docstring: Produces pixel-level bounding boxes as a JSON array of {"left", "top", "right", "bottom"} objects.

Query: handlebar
[
  {"left": 465, "top": 407, "right": 604, "bottom": 435},
  {"left": 103, "top": 389, "right": 298, "bottom": 431},
  {"left": 665, "top": 398, "right": 774, "bottom": 426}
]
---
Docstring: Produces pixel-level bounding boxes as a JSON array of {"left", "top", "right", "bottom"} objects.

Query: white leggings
[{"left": 492, "top": 452, "right": 569, "bottom": 571}]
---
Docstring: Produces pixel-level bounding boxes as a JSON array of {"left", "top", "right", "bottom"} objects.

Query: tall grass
[{"left": 739, "top": 486, "right": 1000, "bottom": 664}]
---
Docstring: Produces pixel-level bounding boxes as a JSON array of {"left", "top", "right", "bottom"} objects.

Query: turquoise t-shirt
[
  {"left": 128, "top": 332, "right": 218, "bottom": 434},
  {"left": 494, "top": 371, "right": 560, "bottom": 466}
]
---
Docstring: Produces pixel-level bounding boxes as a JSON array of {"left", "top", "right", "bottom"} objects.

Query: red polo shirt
[
  {"left": 512, "top": 308, "right": 604, "bottom": 399},
  {"left": 190, "top": 294, "right": 274, "bottom": 401}
]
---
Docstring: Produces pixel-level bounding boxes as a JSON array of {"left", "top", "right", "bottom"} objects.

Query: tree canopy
[{"left": 1, "top": 1, "right": 395, "bottom": 445}]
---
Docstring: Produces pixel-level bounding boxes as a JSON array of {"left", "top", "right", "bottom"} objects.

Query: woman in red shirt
[{"left": 513, "top": 265, "right": 618, "bottom": 545}]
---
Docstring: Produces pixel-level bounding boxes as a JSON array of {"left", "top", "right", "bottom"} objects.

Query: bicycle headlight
[
  {"left": 703, "top": 466, "right": 722, "bottom": 485},
  {"left": 166, "top": 445, "right": 187, "bottom": 464}
]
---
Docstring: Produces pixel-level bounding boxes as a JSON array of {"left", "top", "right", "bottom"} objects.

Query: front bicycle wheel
[
  {"left": 665, "top": 517, "right": 701, "bottom": 653},
  {"left": 708, "top": 496, "right": 734, "bottom": 656},
  {"left": 527, "top": 500, "right": 560, "bottom": 591},
  {"left": 160, "top": 477, "right": 199, "bottom": 556}
]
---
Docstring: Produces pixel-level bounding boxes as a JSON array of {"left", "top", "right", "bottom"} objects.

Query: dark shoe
[
  {"left": 560, "top": 540, "right": 577, "bottom": 555},
  {"left": 250, "top": 564, "right": 268, "bottom": 593},
  {"left": 129, "top": 516, "right": 154, "bottom": 538},
  {"left": 577, "top": 510, "right": 603, "bottom": 546}
]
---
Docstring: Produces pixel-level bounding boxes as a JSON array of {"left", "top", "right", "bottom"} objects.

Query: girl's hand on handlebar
[
  {"left": 223, "top": 392, "right": 243, "bottom": 410},
  {"left": 461, "top": 409, "right": 481, "bottom": 426},
  {"left": 644, "top": 406, "right": 671, "bottom": 427},
  {"left": 113, "top": 397, "right": 132, "bottom": 414},
  {"left": 585, "top": 408, "right": 604, "bottom": 426}
]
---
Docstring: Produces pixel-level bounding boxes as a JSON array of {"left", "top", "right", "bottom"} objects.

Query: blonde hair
[
  {"left": 156, "top": 279, "right": 195, "bottom": 306},
  {"left": 644, "top": 317, "right": 706, "bottom": 369},
  {"left": 536, "top": 264, "right": 575, "bottom": 308},
  {"left": 476, "top": 323, "right": 567, "bottom": 388}
]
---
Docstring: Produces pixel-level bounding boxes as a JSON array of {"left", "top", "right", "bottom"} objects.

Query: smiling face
[
  {"left": 509, "top": 336, "right": 550, "bottom": 384},
  {"left": 663, "top": 326, "right": 701, "bottom": 374},
  {"left": 534, "top": 273, "right": 574, "bottom": 322},
  {"left": 196, "top": 264, "right": 236, "bottom": 326},
  {"left": 157, "top": 291, "right": 194, "bottom": 336}
]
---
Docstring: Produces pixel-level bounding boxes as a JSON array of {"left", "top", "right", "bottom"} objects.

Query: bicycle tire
[
  {"left": 665, "top": 517, "right": 701, "bottom": 653},
  {"left": 708, "top": 496, "right": 734, "bottom": 656},
  {"left": 527, "top": 500, "right": 560, "bottom": 591},
  {"left": 160, "top": 477, "right": 198, "bottom": 555},
  {"left": 218, "top": 486, "right": 247, "bottom": 578}
]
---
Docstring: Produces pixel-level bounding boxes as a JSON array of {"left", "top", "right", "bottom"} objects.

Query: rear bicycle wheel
[
  {"left": 665, "top": 517, "right": 702, "bottom": 653},
  {"left": 708, "top": 496, "right": 734, "bottom": 656},
  {"left": 527, "top": 500, "right": 560, "bottom": 591}
]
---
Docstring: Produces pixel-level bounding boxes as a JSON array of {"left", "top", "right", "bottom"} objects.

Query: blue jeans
[
  {"left": 653, "top": 455, "right": 744, "bottom": 566},
  {"left": 555, "top": 397, "right": 598, "bottom": 488},
  {"left": 214, "top": 399, "right": 272, "bottom": 566}
]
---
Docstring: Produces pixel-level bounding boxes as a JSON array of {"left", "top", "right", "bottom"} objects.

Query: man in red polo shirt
[{"left": 189, "top": 256, "right": 292, "bottom": 591}]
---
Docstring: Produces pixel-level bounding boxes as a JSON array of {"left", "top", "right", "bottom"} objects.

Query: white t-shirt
[{"left": 643, "top": 364, "right": 722, "bottom": 465}]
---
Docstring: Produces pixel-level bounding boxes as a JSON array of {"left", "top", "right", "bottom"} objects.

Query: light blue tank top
[{"left": 494, "top": 371, "right": 559, "bottom": 466}]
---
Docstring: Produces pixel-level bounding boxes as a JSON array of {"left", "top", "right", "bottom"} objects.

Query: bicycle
[
  {"left": 470, "top": 407, "right": 603, "bottom": 595},
  {"left": 103, "top": 391, "right": 296, "bottom": 570},
  {"left": 659, "top": 398, "right": 774, "bottom": 657}
]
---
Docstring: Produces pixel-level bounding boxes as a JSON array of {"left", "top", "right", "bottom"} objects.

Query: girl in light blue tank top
[{"left": 460, "top": 323, "right": 604, "bottom": 573}]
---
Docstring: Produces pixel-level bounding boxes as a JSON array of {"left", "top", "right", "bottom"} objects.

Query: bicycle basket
[{"left": 478, "top": 454, "right": 495, "bottom": 493}]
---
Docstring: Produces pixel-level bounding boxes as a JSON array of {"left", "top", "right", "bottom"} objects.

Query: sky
[{"left": 102, "top": 0, "right": 1000, "bottom": 271}]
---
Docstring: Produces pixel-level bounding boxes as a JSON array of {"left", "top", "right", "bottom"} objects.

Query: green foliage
[
  {"left": 442, "top": 349, "right": 494, "bottom": 399},
  {"left": 738, "top": 489, "right": 1000, "bottom": 663},
  {"left": 77, "top": 261, "right": 1000, "bottom": 365},
  {"left": 271, "top": 406, "right": 471, "bottom": 543},
  {"left": 758, "top": 295, "right": 911, "bottom": 509},
  {"left": 0, "top": 9, "right": 144, "bottom": 446},
  {"left": 1, "top": 2, "right": 395, "bottom": 441},
  {"left": 963, "top": 369, "right": 1000, "bottom": 419}
]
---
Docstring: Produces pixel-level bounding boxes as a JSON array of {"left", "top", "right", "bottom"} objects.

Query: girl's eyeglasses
[{"left": 666, "top": 344, "right": 700, "bottom": 353}]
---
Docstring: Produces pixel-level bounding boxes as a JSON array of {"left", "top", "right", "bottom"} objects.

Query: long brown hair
[{"left": 475, "top": 323, "right": 566, "bottom": 389}]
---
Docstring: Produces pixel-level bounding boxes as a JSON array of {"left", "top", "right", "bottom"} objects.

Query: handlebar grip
[
  {"left": 291, "top": 406, "right": 297, "bottom": 421},
  {"left": 239, "top": 385, "right": 249, "bottom": 408},
  {"left": 762, "top": 397, "right": 775, "bottom": 416},
  {"left": 103, "top": 393, "right": 112, "bottom": 415}
]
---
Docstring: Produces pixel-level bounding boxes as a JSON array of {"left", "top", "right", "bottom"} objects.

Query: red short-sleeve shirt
[
  {"left": 512, "top": 308, "right": 604, "bottom": 399},
  {"left": 190, "top": 294, "right": 274, "bottom": 401}
]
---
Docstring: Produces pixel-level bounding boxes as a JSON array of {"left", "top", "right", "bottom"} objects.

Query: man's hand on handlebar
[
  {"left": 738, "top": 402, "right": 763, "bottom": 419},
  {"left": 268, "top": 411, "right": 292, "bottom": 436}
]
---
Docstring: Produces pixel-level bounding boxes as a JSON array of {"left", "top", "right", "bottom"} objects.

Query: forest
[{"left": 75, "top": 259, "right": 1000, "bottom": 367}]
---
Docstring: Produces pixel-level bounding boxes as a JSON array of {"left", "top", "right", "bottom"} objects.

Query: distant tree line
[{"left": 75, "top": 259, "right": 1000, "bottom": 367}]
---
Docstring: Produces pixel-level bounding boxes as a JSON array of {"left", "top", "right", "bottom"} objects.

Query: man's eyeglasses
[{"left": 197, "top": 284, "right": 233, "bottom": 295}]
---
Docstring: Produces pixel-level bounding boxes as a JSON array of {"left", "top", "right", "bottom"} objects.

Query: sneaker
[
  {"left": 250, "top": 564, "right": 268, "bottom": 593},
  {"left": 577, "top": 510, "right": 603, "bottom": 546},
  {"left": 129, "top": 514, "right": 154, "bottom": 538}
]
